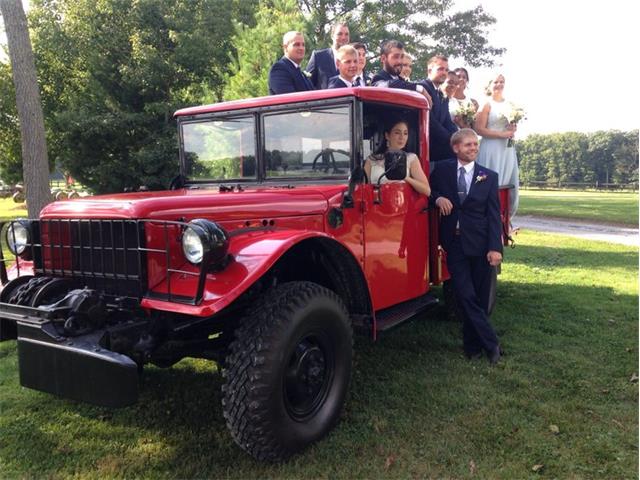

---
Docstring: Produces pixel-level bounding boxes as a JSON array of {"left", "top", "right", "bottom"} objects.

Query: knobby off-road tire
[{"left": 222, "top": 281, "right": 352, "bottom": 462}]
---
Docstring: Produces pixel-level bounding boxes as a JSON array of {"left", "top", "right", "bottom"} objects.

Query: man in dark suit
[
  {"left": 419, "top": 55, "right": 458, "bottom": 164},
  {"left": 305, "top": 22, "right": 350, "bottom": 89},
  {"left": 327, "top": 45, "right": 359, "bottom": 88},
  {"left": 371, "top": 40, "right": 432, "bottom": 107},
  {"left": 268, "top": 31, "right": 314, "bottom": 95},
  {"left": 430, "top": 129, "right": 503, "bottom": 364},
  {"left": 351, "top": 42, "right": 371, "bottom": 86}
]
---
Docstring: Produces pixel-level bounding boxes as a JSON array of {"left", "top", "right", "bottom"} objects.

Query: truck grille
[
  {"left": 1, "top": 219, "right": 207, "bottom": 304},
  {"left": 37, "top": 219, "right": 146, "bottom": 298}
]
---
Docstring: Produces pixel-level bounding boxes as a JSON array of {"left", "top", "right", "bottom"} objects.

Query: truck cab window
[
  {"left": 182, "top": 116, "right": 256, "bottom": 181},
  {"left": 263, "top": 106, "right": 351, "bottom": 179}
]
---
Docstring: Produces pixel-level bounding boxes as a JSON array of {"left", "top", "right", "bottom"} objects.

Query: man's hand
[
  {"left": 435, "top": 196, "right": 453, "bottom": 215},
  {"left": 487, "top": 250, "right": 502, "bottom": 266}
]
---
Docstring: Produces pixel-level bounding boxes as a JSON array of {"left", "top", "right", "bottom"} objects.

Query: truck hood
[{"left": 39, "top": 185, "right": 347, "bottom": 221}]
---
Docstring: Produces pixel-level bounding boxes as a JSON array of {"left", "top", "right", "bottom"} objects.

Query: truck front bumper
[{"left": 0, "top": 303, "right": 138, "bottom": 408}]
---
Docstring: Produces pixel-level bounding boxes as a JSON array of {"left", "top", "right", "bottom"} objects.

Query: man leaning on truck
[{"left": 430, "top": 128, "right": 503, "bottom": 364}]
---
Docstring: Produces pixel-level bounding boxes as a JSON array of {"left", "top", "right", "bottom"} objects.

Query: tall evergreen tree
[{"left": 223, "top": 0, "right": 305, "bottom": 101}]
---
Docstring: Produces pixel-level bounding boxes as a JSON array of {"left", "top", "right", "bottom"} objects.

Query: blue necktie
[
  {"left": 457, "top": 166, "right": 467, "bottom": 203},
  {"left": 352, "top": 77, "right": 361, "bottom": 87}
]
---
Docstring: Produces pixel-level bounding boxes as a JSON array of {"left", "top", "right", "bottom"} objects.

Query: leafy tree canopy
[{"left": 23, "top": 0, "right": 257, "bottom": 193}]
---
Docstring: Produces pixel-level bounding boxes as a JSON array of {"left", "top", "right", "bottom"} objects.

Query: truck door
[{"left": 359, "top": 107, "right": 429, "bottom": 311}]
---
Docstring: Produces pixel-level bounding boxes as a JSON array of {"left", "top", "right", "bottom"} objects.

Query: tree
[
  {"left": 0, "top": 0, "right": 51, "bottom": 216},
  {"left": 0, "top": 61, "right": 22, "bottom": 184},
  {"left": 26, "top": 0, "right": 257, "bottom": 194},
  {"left": 298, "top": 0, "right": 505, "bottom": 76},
  {"left": 223, "top": 0, "right": 304, "bottom": 100}
]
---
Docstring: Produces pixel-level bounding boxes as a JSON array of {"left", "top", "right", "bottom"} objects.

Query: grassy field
[
  {"left": 0, "top": 199, "right": 26, "bottom": 223},
  {"left": 0, "top": 230, "right": 637, "bottom": 478},
  {"left": 519, "top": 189, "right": 638, "bottom": 226}
]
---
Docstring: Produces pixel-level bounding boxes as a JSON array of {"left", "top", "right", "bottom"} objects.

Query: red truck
[{"left": 0, "top": 88, "right": 510, "bottom": 461}]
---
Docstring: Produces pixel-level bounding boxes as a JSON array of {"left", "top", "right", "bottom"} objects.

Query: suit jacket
[
  {"left": 430, "top": 158, "right": 503, "bottom": 257},
  {"left": 327, "top": 75, "right": 351, "bottom": 89},
  {"left": 420, "top": 79, "right": 458, "bottom": 162},
  {"left": 305, "top": 48, "right": 338, "bottom": 90},
  {"left": 268, "top": 57, "right": 315, "bottom": 95},
  {"left": 371, "top": 69, "right": 422, "bottom": 91}
]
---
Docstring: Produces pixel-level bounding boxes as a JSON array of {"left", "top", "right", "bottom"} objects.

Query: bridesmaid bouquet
[
  {"left": 505, "top": 103, "right": 526, "bottom": 147},
  {"left": 455, "top": 102, "right": 477, "bottom": 127}
]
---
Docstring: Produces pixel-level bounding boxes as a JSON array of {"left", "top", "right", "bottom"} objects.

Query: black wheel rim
[{"left": 283, "top": 332, "right": 334, "bottom": 421}]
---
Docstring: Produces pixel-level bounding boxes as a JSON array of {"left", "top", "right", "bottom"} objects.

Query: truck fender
[{"left": 141, "top": 228, "right": 372, "bottom": 318}]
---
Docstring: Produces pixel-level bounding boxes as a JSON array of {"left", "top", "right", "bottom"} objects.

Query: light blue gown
[{"left": 476, "top": 99, "right": 519, "bottom": 218}]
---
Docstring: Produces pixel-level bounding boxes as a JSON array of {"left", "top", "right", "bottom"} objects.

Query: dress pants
[{"left": 445, "top": 235, "right": 499, "bottom": 354}]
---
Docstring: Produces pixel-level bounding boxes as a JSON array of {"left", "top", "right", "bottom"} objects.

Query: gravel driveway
[{"left": 516, "top": 215, "right": 639, "bottom": 247}]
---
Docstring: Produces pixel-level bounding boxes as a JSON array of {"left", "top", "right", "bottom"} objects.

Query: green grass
[
  {"left": 519, "top": 189, "right": 639, "bottom": 226},
  {"left": 0, "top": 230, "right": 637, "bottom": 478},
  {"left": 0, "top": 198, "right": 26, "bottom": 223}
]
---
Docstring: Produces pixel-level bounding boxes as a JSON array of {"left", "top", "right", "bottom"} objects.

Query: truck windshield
[
  {"left": 181, "top": 116, "right": 256, "bottom": 181},
  {"left": 263, "top": 106, "right": 351, "bottom": 180}
]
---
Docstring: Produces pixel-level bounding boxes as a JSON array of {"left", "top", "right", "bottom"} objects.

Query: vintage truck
[{"left": 0, "top": 87, "right": 510, "bottom": 461}]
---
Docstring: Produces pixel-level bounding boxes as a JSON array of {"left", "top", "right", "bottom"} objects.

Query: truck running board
[{"left": 375, "top": 293, "right": 438, "bottom": 332}]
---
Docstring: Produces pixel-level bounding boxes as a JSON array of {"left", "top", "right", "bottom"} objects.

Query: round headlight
[
  {"left": 6, "top": 221, "right": 30, "bottom": 256},
  {"left": 182, "top": 225, "right": 205, "bottom": 264},
  {"left": 181, "top": 219, "right": 229, "bottom": 266}
]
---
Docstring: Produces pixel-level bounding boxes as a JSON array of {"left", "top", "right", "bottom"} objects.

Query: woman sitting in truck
[{"left": 364, "top": 119, "right": 431, "bottom": 196}]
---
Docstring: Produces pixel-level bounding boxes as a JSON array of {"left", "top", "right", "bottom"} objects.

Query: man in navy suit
[
  {"left": 351, "top": 42, "right": 371, "bottom": 86},
  {"left": 327, "top": 45, "right": 359, "bottom": 88},
  {"left": 305, "top": 22, "right": 350, "bottom": 89},
  {"left": 268, "top": 31, "right": 315, "bottom": 95},
  {"left": 371, "top": 40, "right": 432, "bottom": 107},
  {"left": 430, "top": 129, "right": 503, "bottom": 364},
  {"left": 419, "top": 55, "right": 458, "bottom": 163}
]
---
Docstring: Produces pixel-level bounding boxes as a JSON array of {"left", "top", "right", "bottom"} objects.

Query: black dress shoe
[{"left": 488, "top": 346, "right": 501, "bottom": 365}]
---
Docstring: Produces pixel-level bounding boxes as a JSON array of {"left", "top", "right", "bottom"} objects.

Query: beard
[{"left": 384, "top": 62, "right": 403, "bottom": 76}]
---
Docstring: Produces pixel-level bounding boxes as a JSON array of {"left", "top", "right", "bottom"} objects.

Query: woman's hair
[
  {"left": 374, "top": 117, "right": 409, "bottom": 154},
  {"left": 485, "top": 74, "right": 505, "bottom": 96},
  {"left": 454, "top": 67, "right": 469, "bottom": 81}
]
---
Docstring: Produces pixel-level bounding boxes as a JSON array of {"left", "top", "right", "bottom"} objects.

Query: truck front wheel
[{"left": 222, "top": 281, "right": 352, "bottom": 462}]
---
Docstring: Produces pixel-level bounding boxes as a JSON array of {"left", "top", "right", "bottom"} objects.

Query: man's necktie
[
  {"left": 352, "top": 77, "right": 361, "bottom": 87},
  {"left": 458, "top": 166, "right": 467, "bottom": 203}
]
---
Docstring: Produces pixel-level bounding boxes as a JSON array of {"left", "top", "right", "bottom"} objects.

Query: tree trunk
[{"left": 0, "top": 0, "right": 51, "bottom": 217}]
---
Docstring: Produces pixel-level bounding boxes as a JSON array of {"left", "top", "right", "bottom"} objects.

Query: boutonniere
[
  {"left": 302, "top": 71, "right": 312, "bottom": 79},
  {"left": 475, "top": 172, "right": 488, "bottom": 183}
]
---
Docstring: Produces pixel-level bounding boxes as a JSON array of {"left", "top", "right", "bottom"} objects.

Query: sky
[
  {"left": 2, "top": 0, "right": 639, "bottom": 137},
  {"left": 450, "top": 0, "right": 640, "bottom": 137}
]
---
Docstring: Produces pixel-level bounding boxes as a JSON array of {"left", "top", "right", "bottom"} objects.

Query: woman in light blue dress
[{"left": 474, "top": 74, "right": 519, "bottom": 221}]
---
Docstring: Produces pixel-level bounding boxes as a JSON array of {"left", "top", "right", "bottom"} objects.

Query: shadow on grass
[{"left": 0, "top": 240, "right": 637, "bottom": 477}]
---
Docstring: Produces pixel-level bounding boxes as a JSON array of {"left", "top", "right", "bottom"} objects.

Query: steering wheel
[{"left": 311, "top": 148, "right": 349, "bottom": 174}]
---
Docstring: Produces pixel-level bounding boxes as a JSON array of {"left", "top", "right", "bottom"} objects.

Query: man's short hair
[
  {"left": 427, "top": 54, "right": 448, "bottom": 66},
  {"left": 282, "top": 31, "right": 303, "bottom": 46},
  {"left": 336, "top": 45, "right": 358, "bottom": 60},
  {"left": 350, "top": 42, "right": 367, "bottom": 52},
  {"left": 380, "top": 40, "right": 404, "bottom": 56},
  {"left": 330, "top": 22, "right": 349, "bottom": 36},
  {"left": 450, "top": 128, "right": 478, "bottom": 147}
]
